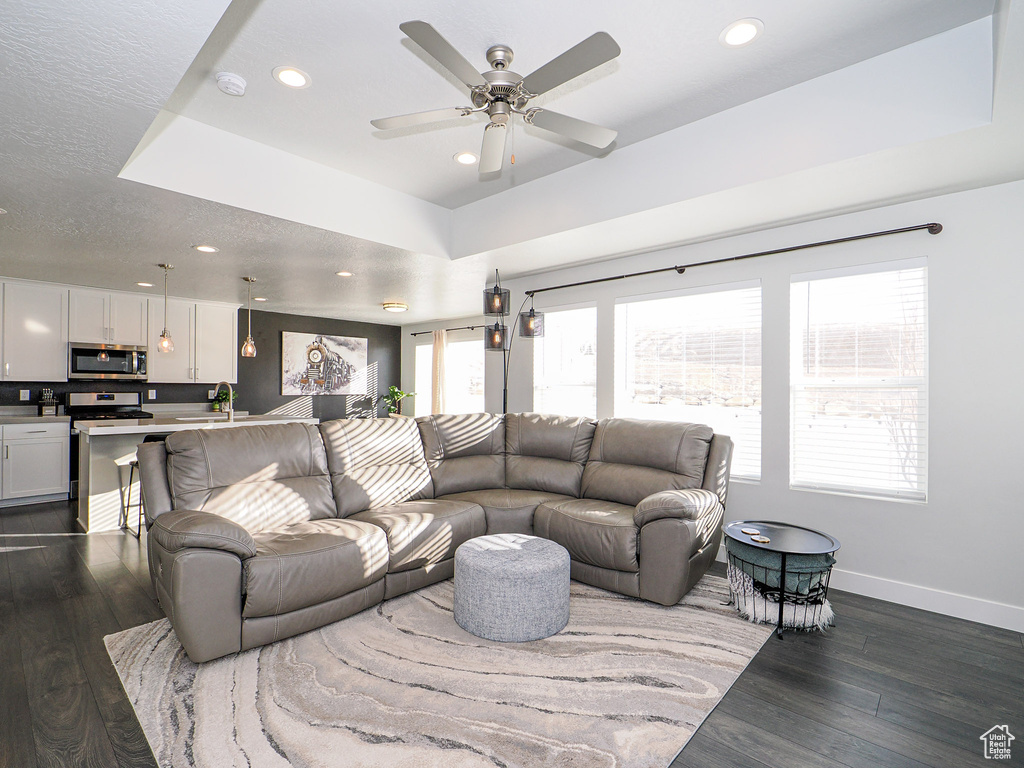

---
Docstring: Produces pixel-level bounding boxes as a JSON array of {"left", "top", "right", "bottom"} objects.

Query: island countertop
[{"left": 76, "top": 414, "right": 318, "bottom": 436}]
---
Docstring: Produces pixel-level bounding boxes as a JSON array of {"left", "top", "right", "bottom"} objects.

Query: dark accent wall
[{"left": 236, "top": 308, "right": 401, "bottom": 422}]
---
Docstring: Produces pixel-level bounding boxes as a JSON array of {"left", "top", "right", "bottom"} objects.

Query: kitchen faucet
[{"left": 214, "top": 381, "right": 234, "bottom": 422}]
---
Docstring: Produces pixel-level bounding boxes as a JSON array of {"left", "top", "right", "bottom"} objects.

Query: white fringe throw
[{"left": 727, "top": 564, "right": 835, "bottom": 631}]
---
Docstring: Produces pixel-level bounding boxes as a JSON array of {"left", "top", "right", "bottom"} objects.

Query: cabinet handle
[
  {"left": 109, "top": 326, "right": 114, "bottom": 340},
  {"left": 4, "top": 446, "right": 7, "bottom": 459},
  {"left": 4, "top": 362, "right": 8, "bottom": 378},
  {"left": 26, "top": 430, "right": 46, "bottom": 434}
]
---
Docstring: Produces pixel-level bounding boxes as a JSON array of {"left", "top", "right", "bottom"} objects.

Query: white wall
[{"left": 487, "top": 179, "right": 1024, "bottom": 632}]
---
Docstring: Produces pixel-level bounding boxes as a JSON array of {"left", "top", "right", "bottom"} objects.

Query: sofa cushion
[
  {"left": 243, "top": 518, "right": 388, "bottom": 618},
  {"left": 319, "top": 417, "right": 433, "bottom": 517},
  {"left": 505, "top": 413, "right": 597, "bottom": 497},
  {"left": 581, "top": 419, "right": 714, "bottom": 507},
  {"left": 165, "top": 423, "right": 336, "bottom": 532},
  {"left": 533, "top": 498, "right": 639, "bottom": 573},
  {"left": 351, "top": 499, "right": 486, "bottom": 573},
  {"left": 416, "top": 413, "right": 505, "bottom": 495},
  {"left": 439, "top": 488, "right": 575, "bottom": 535}
]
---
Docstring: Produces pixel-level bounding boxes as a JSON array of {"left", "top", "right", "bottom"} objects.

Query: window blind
[
  {"left": 533, "top": 306, "right": 597, "bottom": 418},
  {"left": 790, "top": 263, "right": 927, "bottom": 500},
  {"left": 615, "top": 284, "right": 762, "bottom": 479}
]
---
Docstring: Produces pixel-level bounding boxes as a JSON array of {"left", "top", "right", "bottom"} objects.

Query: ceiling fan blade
[
  {"left": 520, "top": 32, "right": 620, "bottom": 97},
  {"left": 370, "top": 107, "right": 472, "bottom": 131},
  {"left": 399, "top": 21, "right": 487, "bottom": 90},
  {"left": 479, "top": 123, "right": 507, "bottom": 173},
  {"left": 528, "top": 109, "right": 617, "bottom": 149}
]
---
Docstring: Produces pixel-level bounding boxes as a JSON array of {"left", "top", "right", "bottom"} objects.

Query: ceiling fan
[{"left": 370, "top": 21, "right": 621, "bottom": 173}]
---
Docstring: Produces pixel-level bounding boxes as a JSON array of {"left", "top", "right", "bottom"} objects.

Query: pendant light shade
[
  {"left": 484, "top": 320, "right": 510, "bottom": 351},
  {"left": 483, "top": 269, "right": 509, "bottom": 316},
  {"left": 157, "top": 264, "right": 174, "bottom": 353},
  {"left": 518, "top": 304, "right": 545, "bottom": 337},
  {"left": 241, "top": 276, "right": 257, "bottom": 358}
]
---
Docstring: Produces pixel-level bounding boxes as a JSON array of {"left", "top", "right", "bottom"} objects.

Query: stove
[
  {"left": 66, "top": 392, "right": 155, "bottom": 424},
  {"left": 67, "top": 392, "right": 154, "bottom": 498}
]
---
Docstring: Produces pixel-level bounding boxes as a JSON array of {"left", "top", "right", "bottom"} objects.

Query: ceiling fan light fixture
[
  {"left": 273, "top": 66, "right": 311, "bottom": 89},
  {"left": 454, "top": 152, "right": 478, "bottom": 165},
  {"left": 720, "top": 18, "right": 764, "bottom": 48},
  {"left": 382, "top": 302, "right": 409, "bottom": 313}
]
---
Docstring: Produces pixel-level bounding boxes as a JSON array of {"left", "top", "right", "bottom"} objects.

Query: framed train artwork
[{"left": 281, "top": 332, "right": 368, "bottom": 396}]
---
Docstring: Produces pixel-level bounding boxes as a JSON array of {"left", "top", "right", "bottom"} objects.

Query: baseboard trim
[{"left": 717, "top": 546, "right": 1024, "bottom": 634}]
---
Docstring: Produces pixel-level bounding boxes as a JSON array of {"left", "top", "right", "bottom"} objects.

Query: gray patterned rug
[{"left": 105, "top": 576, "right": 771, "bottom": 768}]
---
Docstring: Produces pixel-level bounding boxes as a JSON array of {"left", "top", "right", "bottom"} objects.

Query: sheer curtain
[{"left": 431, "top": 329, "right": 447, "bottom": 414}]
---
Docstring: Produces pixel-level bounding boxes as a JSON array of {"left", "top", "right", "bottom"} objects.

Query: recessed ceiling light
[
  {"left": 273, "top": 66, "right": 311, "bottom": 89},
  {"left": 720, "top": 18, "right": 764, "bottom": 48},
  {"left": 335, "top": 270, "right": 354, "bottom": 277},
  {"left": 382, "top": 302, "right": 408, "bottom": 313},
  {"left": 454, "top": 152, "right": 478, "bottom": 165},
  {"left": 254, "top": 297, "right": 268, "bottom": 302},
  {"left": 136, "top": 281, "right": 154, "bottom": 288},
  {"left": 192, "top": 244, "right": 219, "bottom": 253}
]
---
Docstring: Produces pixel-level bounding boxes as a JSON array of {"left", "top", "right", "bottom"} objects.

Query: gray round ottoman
[{"left": 454, "top": 534, "right": 570, "bottom": 642}]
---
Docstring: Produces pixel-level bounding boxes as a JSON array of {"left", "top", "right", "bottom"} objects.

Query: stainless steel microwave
[{"left": 68, "top": 343, "right": 148, "bottom": 380}]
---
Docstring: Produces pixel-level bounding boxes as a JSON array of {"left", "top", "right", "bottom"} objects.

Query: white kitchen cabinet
[
  {"left": 194, "top": 302, "right": 237, "bottom": 384},
  {"left": 147, "top": 299, "right": 236, "bottom": 384},
  {"left": 2, "top": 282, "right": 69, "bottom": 382},
  {"left": 69, "top": 288, "right": 148, "bottom": 345},
  {"left": 147, "top": 297, "right": 195, "bottom": 383},
  {"left": 1, "top": 423, "right": 70, "bottom": 500}
]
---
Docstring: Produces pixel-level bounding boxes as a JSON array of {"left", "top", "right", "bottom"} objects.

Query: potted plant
[
  {"left": 212, "top": 389, "right": 238, "bottom": 412},
  {"left": 379, "top": 385, "right": 413, "bottom": 417}
]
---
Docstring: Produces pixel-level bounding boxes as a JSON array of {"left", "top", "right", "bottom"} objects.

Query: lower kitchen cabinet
[{"left": 1, "top": 423, "right": 70, "bottom": 502}]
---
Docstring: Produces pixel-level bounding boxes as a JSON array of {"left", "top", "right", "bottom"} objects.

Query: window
[
  {"left": 533, "top": 306, "right": 597, "bottom": 418},
  {"left": 790, "top": 261, "right": 927, "bottom": 500},
  {"left": 414, "top": 336, "right": 485, "bottom": 416},
  {"left": 615, "top": 284, "right": 762, "bottom": 478}
]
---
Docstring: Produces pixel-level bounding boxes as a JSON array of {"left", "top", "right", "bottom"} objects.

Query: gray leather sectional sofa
[{"left": 138, "top": 412, "right": 733, "bottom": 662}]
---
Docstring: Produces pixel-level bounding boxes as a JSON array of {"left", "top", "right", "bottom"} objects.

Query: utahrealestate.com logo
[{"left": 980, "top": 725, "right": 1014, "bottom": 760}]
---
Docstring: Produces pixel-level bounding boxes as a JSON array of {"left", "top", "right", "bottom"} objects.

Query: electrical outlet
[
  {"left": 148, "top": 389, "right": 157, "bottom": 400},
  {"left": 19, "top": 389, "right": 29, "bottom": 401},
  {"left": 208, "top": 390, "right": 216, "bottom": 399}
]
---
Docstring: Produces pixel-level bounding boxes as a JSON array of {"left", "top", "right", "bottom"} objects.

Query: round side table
[{"left": 723, "top": 520, "right": 840, "bottom": 638}]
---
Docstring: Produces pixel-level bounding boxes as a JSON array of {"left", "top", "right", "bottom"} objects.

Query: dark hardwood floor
[{"left": 2, "top": 500, "right": 1021, "bottom": 768}]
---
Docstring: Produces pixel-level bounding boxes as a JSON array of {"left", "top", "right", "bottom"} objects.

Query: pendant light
[
  {"left": 518, "top": 296, "right": 545, "bottom": 337},
  {"left": 157, "top": 264, "right": 174, "bottom": 353},
  {"left": 484, "top": 319, "right": 509, "bottom": 350},
  {"left": 240, "top": 277, "right": 257, "bottom": 357}
]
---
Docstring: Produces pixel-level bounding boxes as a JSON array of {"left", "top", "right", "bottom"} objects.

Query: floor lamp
[{"left": 483, "top": 270, "right": 543, "bottom": 413}]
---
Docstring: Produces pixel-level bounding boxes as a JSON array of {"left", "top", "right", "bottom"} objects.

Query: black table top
[{"left": 724, "top": 520, "right": 840, "bottom": 555}]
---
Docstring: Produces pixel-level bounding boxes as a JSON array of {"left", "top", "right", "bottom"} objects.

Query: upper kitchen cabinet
[
  {"left": 194, "top": 302, "right": 237, "bottom": 384},
  {"left": 69, "top": 288, "right": 148, "bottom": 346},
  {"left": 147, "top": 299, "right": 236, "bottom": 384},
  {"left": 2, "top": 282, "right": 68, "bottom": 382}
]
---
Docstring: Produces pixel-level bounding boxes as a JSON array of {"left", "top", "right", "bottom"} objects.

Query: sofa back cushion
[
  {"left": 505, "top": 413, "right": 597, "bottom": 497},
  {"left": 164, "top": 422, "right": 336, "bottom": 533},
  {"left": 318, "top": 417, "right": 434, "bottom": 517},
  {"left": 581, "top": 418, "right": 714, "bottom": 506},
  {"left": 416, "top": 413, "right": 505, "bottom": 496}
]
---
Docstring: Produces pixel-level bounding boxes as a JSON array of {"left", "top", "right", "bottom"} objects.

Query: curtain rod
[
  {"left": 409, "top": 324, "right": 484, "bottom": 337},
  {"left": 524, "top": 222, "right": 942, "bottom": 297}
]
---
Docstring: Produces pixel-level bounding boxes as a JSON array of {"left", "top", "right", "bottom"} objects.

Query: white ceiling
[{"left": 1, "top": 0, "right": 1021, "bottom": 325}]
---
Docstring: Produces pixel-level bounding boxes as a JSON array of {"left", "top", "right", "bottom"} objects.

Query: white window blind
[
  {"left": 615, "top": 284, "right": 762, "bottom": 479},
  {"left": 413, "top": 337, "right": 484, "bottom": 416},
  {"left": 790, "top": 262, "right": 928, "bottom": 500},
  {"left": 533, "top": 306, "right": 597, "bottom": 418}
]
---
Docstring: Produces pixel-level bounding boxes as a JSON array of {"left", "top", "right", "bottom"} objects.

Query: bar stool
[{"left": 116, "top": 435, "right": 166, "bottom": 538}]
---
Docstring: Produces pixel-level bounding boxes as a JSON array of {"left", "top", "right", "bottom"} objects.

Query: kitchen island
[{"left": 76, "top": 414, "right": 319, "bottom": 532}]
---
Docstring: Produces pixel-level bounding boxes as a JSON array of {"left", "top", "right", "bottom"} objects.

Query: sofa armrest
[
  {"left": 150, "top": 509, "right": 258, "bottom": 559},
  {"left": 634, "top": 489, "right": 724, "bottom": 528}
]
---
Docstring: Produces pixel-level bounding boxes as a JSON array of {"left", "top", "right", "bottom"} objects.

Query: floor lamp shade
[
  {"left": 483, "top": 269, "right": 510, "bottom": 316},
  {"left": 519, "top": 308, "right": 544, "bottom": 337},
  {"left": 484, "top": 322, "right": 510, "bottom": 351}
]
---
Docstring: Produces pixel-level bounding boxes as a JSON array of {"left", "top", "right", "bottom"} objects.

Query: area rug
[{"left": 105, "top": 576, "right": 771, "bottom": 768}]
